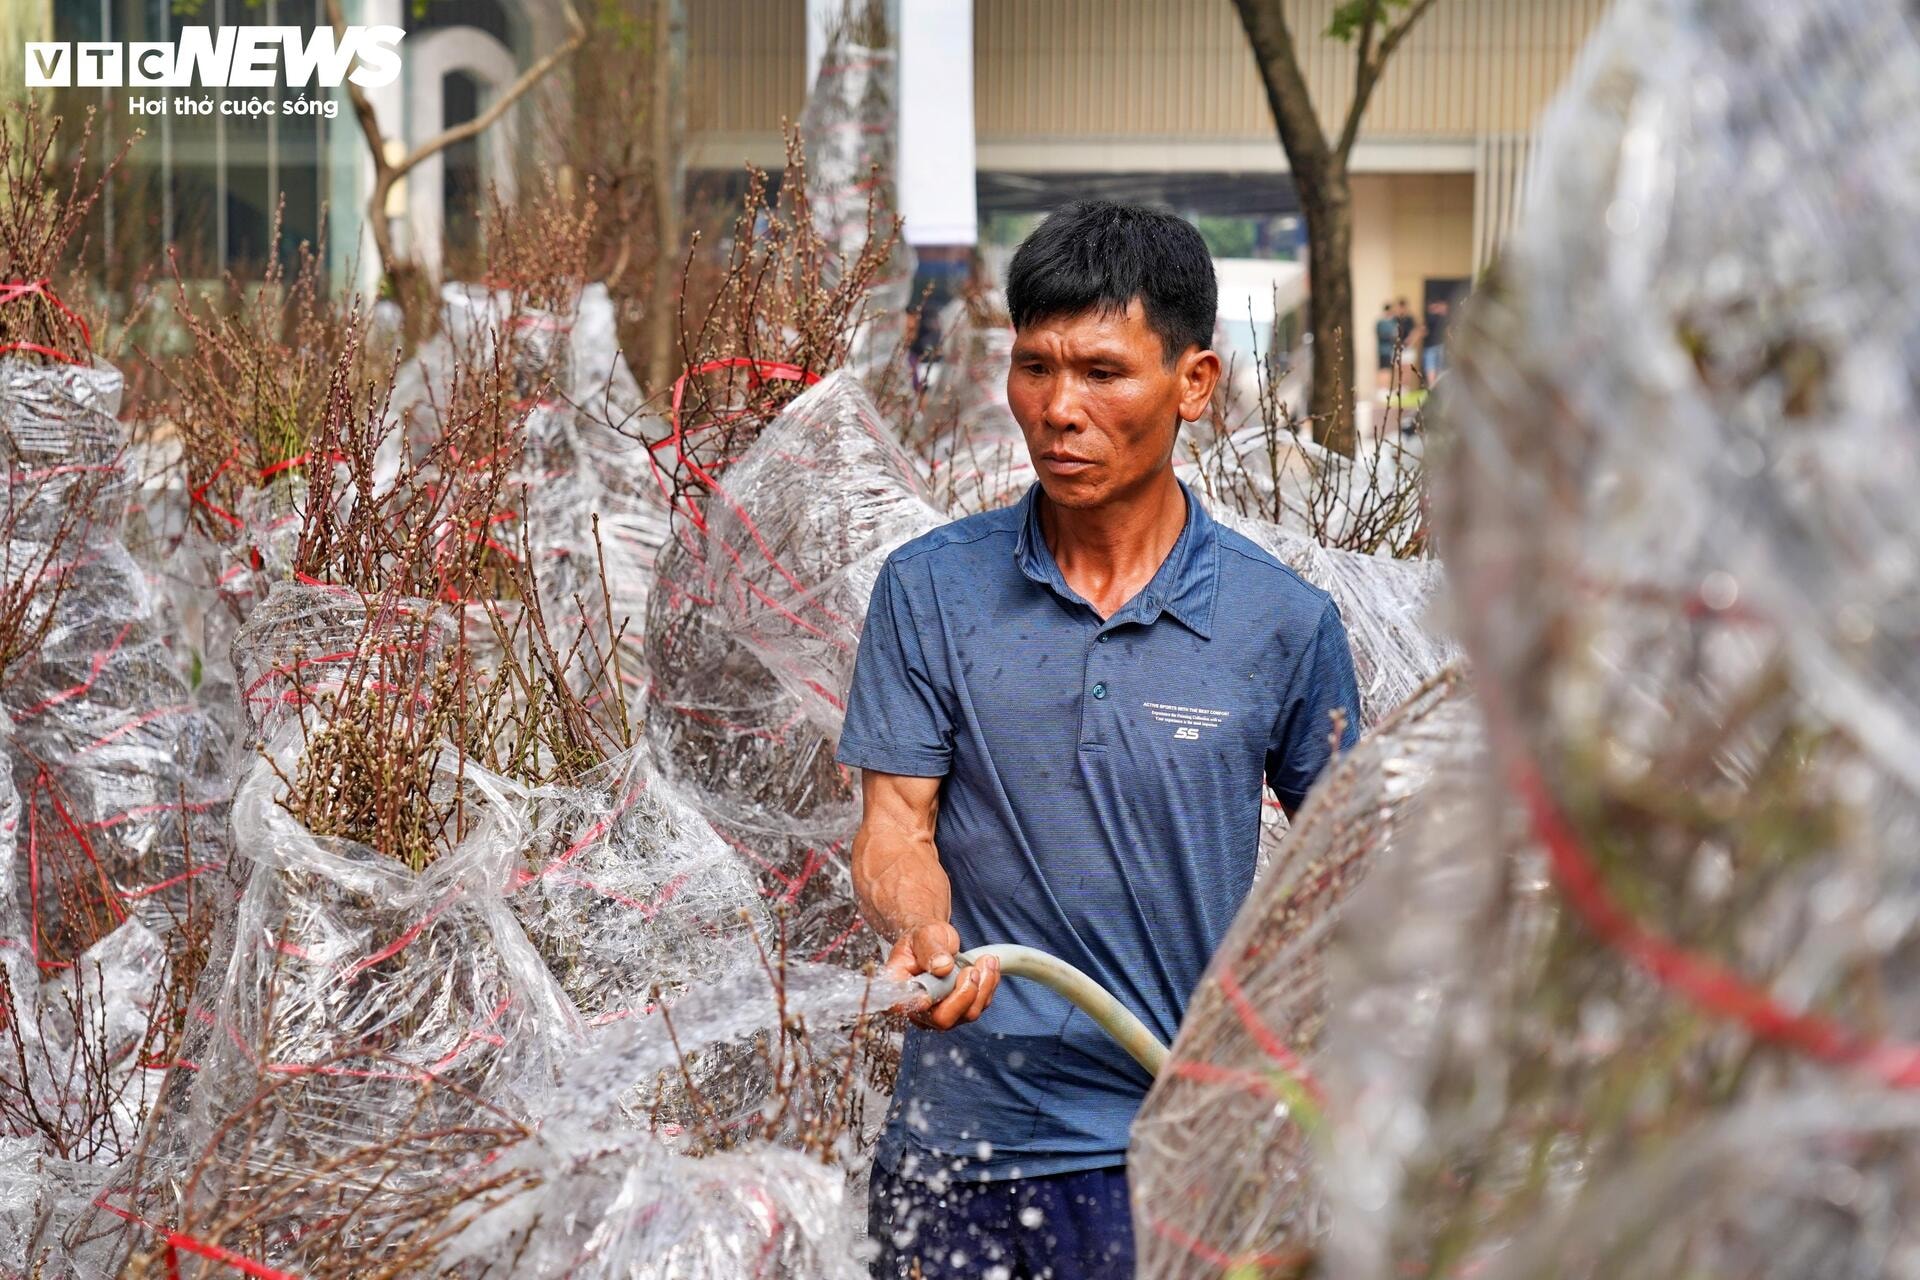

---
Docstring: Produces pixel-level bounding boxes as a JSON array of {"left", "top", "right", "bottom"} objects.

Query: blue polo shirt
[{"left": 836, "top": 482, "right": 1360, "bottom": 1182}]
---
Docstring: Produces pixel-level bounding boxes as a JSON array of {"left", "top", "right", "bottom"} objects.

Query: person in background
[
  {"left": 1374, "top": 302, "right": 1399, "bottom": 391},
  {"left": 1423, "top": 298, "right": 1451, "bottom": 385},
  {"left": 1394, "top": 297, "right": 1419, "bottom": 375}
]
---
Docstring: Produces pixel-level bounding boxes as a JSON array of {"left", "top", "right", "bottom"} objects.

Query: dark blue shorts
[{"left": 867, "top": 1162, "right": 1134, "bottom": 1279}]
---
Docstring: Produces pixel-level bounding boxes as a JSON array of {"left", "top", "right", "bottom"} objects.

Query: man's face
[{"left": 1006, "top": 300, "right": 1219, "bottom": 510}]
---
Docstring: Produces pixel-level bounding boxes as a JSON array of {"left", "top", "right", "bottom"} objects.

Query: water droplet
[{"left": 1019, "top": 1206, "right": 1045, "bottom": 1229}]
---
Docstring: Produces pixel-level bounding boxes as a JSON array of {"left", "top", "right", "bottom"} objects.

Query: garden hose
[{"left": 910, "top": 943, "right": 1169, "bottom": 1078}]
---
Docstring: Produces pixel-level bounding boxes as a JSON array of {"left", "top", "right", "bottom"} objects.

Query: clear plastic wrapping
[
  {"left": 0, "top": 357, "right": 228, "bottom": 973},
  {"left": 1305, "top": 1, "right": 1920, "bottom": 1275},
  {"left": 0, "top": 1137, "right": 121, "bottom": 1278},
  {"left": 1216, "top": 509, "right": 1455, "bottom": 727},
  {"left": 566, "top": 1143, "right": 867, "bottom": 1280},
  {"left": 916, "top": 299, "right": 1033, "bottom": 514},
  {"left": 697, "top": 371, "right": 945, "bottom": 735},
  {"left": 0, "top": 712, "right": 29, "bottom": 1000},
  {"left": 160, "top": 727, "right": 583, "bottom": 1268},
  {"left": 433, "top": 959, "right": 898, "bottom": 1278},
  {"left": 646, "top": 373, "right": 943, "bottom": 962},
  {"left": 434, "top": 1133, "right": 869, "bottom": 1280},
  {"left": 231, "top": 578, "right": 457, "bottom": 745},
  {"left": 800, "top": 22, "right": 914, "bottom": 390},
  {"left": 510, "top": 742, "right": 771, "bottom": 1030},
  {"left": 566, "top": 283, "right": 670, "bottom": 696}
]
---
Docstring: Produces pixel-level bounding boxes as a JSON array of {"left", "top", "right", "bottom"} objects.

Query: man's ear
[{"left": 1175, "top": 346, "right": 1223, "bottom": 424}]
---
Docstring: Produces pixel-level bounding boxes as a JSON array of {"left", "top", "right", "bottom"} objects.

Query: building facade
[
  {"left": 691, "top": 0, "right": 1610, "bottom": 388},
  {"left": 27, "top": 0, "right": 1607, "bottom": 388}
]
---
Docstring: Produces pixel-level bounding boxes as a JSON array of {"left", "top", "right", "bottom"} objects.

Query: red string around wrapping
[
  {"left": 93, "top": 1194, "right": 303, "bottom": 1280},
  {"left": 1143, "top": 1211, "right": 1309, "bottom": 1274},
  {"left": 189, "top": 447, "right": 246, "bottom": 529},
  {"left": 0, "top": 279, "right": 93, "bottom": 364},
  {"left": 258, "top": 450, "right": 348, "bottom": 481},
  {"left": 1488, "top": 691, "right": 1920, "bottom": 1087},
  {"left": 655, "top": 358, "right": 821, "bottom": 533},
  {"left": 1214, "top": 965, "right": 1326, "bottom": 1106}
]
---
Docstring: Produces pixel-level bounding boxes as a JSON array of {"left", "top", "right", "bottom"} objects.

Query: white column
[
  {"left": 897, "top": 0, "right": 976, "bottom": 247},
  {"left": 405, "top": 28, "right": 519, "bottom": 281}
]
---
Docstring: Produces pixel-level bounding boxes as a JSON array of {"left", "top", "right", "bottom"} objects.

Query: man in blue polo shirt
[{"left": 841, "top": 200, "right": 1361, "bottom": 1280}]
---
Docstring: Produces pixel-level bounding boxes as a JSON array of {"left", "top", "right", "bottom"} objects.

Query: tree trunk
[
  {"left": 645, "top": 0, "right": 686, "bottom": 394},
  {"left": 1230, "top": 0, "right": 1443, "bottom": 458},
  {"left": 362, "top": 168, "right": 428, "bottom": 347},
  {"left": 1300, "top": 163, "right": 1357, "bottom": 457}
]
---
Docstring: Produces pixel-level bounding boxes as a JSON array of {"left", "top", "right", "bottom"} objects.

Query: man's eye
[
  {"left": 1088, "top": 368, "right": 1116, "bottom": 382},
  {"left": 1021, "top": 363, "right": 1048, "bottom": 376}
]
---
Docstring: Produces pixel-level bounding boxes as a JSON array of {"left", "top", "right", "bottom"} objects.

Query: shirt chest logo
[{"left": 1142, "top": 700, "right": 1231, "bottom": 741}]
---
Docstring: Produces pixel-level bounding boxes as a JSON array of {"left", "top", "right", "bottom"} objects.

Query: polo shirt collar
[{"left": 1012, "top": 481, "right": 1219, "bottom": 639}]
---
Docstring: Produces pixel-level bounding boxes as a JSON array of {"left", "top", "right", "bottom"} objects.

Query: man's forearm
[
  {"left": 852, "top": 774, "right": 998, "bottom": 1021},
  {"left": 850, "top": 771, "right": 953, "bottom": 942},
  {"left": 852, "top": 830, "right": 952, "bottom": 941}
]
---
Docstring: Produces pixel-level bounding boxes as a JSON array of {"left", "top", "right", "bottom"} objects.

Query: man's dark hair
[{"left": 1006, "top": 200, "right": 1217, "bottom": 363}]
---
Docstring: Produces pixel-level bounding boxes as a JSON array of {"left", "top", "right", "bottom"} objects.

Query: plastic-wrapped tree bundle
[
  {"left": 517, "top": 395, "right": 610, "bottom": 661},
  {"left": 568, "top": 283, "right": 670, "bottom": 685},
  {"left": 644, "top": 560, "right": 859, "bottom": 959},
  {"left": 392, "top": 284, "right": 572, "bottom": 426},
  {"left": 1128, "top": 672, "right": 1476, "bottom": 1278},
  {"left": 0, "top": 918, "right": 174, "bottom": 1273},
  {"left": 153, "top": 530, "right": 254, "bottom": 758},
  {"left": 0, "top": 357, "right": 132, "bottom": 537},
  {"left": 232, "top": 579, "right": 457, "bottom": 744},
  {"left": 569, "top": 284, "right": 646, "bottom": 445},
  {"left": 509, "top": 742, "right": 770, "bottom": 1030},
  {"left": 0, "top": 710, "right": 29, "bottom": 986},
  {"left": 0, "top": 1137, "right": 126, "bottom": 1277},
  {"left": 916, "top": 297, "right": 1034, "bottom": 515},
  {"left": 1308, "top": 2, "right": 1920, "bottom": 1275},
  {"left": 439, "top": 1132, "right": 868, "bottom": 1280},
  {"left": 163, "top": 730, "right": 583, "bottom": 1268},
  {"left": 646, "top": 373, "right": 943, "bottom": 961},
  {"left": 1215, "top": 509, "right": 1454, "bottom": 728},
  {"left": 25, "top": 919, "right": 169, "bottom": 1152},
  {"left": 801, "top": 2, "right": 915, "bottom": 391},
  {"left": 568, "top": 1143, "right": 866, "bottom": 1280},
  {"left": 387, "top": 283, "right": 613, "bottom": 669},
  {"left": 0, "top": 731, "right": 175, "bottom": 1166},
  {"left": 0, "top": 357, "right": 227, "bottom": 969},
  {"left": 700, "top": 372, "right": 943, "bottom": 733},
  {"left": 386, "top": 283, "right": 565, "bottom": 468},
  {"left": 434, "top": 957, "right": 897, "bottom": 1277}
]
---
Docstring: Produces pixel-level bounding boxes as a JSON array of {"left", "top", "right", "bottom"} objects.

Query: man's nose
[{"left": 1043, "top": 377, "right": 1086, "bottom": 433}]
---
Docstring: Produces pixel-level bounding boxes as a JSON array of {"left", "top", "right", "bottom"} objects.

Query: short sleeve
[
  {"left": 835, "top": 558, "right": 954, "bottom": 777},
  {"left": 1265, "top": 600, "right": 1362, "bottom": 810}
]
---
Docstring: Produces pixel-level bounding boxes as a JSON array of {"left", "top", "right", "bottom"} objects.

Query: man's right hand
[{"left": 885, "top": 922, "right": 1001, "bottom": 1031}]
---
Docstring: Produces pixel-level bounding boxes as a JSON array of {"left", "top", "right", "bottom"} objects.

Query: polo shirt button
[
  {"left": 1097, "top": 633, "right": 1109, "bottom": 643},
  {"left": 1092, "top": 682, "right": 1108, "bottom": 700}
]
